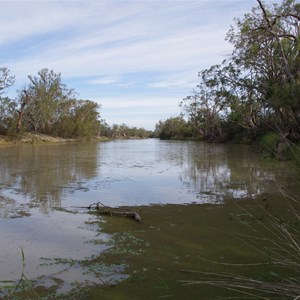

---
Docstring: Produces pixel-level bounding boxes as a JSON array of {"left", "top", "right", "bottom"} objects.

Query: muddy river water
[{"left": 0, "top": 139, "right": 298, "bottom": 299}]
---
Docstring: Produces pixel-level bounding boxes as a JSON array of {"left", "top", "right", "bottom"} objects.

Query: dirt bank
[{"left": 0, "top": 133, "right": 76, "bottom": 145}]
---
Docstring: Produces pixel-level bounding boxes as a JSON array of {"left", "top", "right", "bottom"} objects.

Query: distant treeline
[
  {"left": 154, "top": 0, "right": 300, "bottom": 160},
  {"left": 0, "top": 68, "right": 150, "bottom": 140},
  {"left": 99, "top": 122, "right": 152, "bottom": 139}
]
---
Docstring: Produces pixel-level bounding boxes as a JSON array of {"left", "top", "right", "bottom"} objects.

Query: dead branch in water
[{"left": 88, "top": 202, "right": 142, "bottom": 223}]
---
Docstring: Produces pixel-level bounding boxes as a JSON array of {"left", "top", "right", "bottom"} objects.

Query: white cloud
[
  {"left": 1, "top": 0, "right": 269, "bottom": 129},
  {"left": 2, "top": 0, "right": 240, "bottom": 77},
  {"left": 148, "top": 71, "right": 201, "bottom": 90},
  {"left": 0, "top": 2, "right": 78, "bottom": 45},
  {"left": 88, "top": 76, "right": 120, "bottom": 86},
  {"left": 92, "top": 96, "right": 180, "bottom": 109},
  {"left": 89, "top": 95, "right": 182, "bottom": 129},
  {"left": 7, "top": 26, "right": 231, "bottom": 84}
]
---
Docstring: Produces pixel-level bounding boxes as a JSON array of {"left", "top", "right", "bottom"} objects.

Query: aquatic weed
[{"left": 179, "top": 188, "right": 300, "bottom": 299}]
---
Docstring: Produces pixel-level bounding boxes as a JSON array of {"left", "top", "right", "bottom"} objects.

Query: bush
[{"left": 259, "top": 132, "right": 279, "bottom": 155}]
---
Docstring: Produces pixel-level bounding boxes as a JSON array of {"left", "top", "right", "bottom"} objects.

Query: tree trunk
[{"left": 17, "top": 90, "right": 30, "bottom": 131}]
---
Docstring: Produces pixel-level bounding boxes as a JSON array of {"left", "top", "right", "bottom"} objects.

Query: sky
[{"left": 0, "top": 0, "right": 278, "bottom": 130}]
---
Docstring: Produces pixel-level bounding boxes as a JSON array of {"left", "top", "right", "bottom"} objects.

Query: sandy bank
[{"left": 0, "top": 133, "right": 77, "bottom": 145}]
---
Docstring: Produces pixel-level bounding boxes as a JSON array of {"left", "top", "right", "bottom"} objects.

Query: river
[{"left": 0, "top": 139, "right": 298, "bottom": 299}]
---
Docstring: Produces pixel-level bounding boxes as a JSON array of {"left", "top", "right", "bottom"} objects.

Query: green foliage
[
  {"left": 11, "top": 69, "right": 102, "bottom": 139},
  {"left": 105, "top": 123, "right": 151, "bottom": 139},
  {"left": 22, "top": 69, "right": 77, "bottom": 134},
  {"left": 154, "top": 117, "right": 194, "bottom": 140},
  {"left": 53, "top": 100, "right": 101, "bottom": 139},
  {"left": 0, "top": 97, "right": 17, "bottom": 135},
  {"left": 267, "top": 80, "right": 300, "bottom": 115},
  {"left": 0, "top": 67, "right": 150, "bottom": 140},
  {"left": 286, "top": 143, "right": 300, "bottom": 166},
  {"left": 0, "top": 67, "right": 15, "bottom": 96},
  {"left": 172, "top": 0, "right": 300, "bottom": 148},
  {"left": 0, "top": 68, "right": 16, "bottom": 135},
  {"left": 259, "top": 132, "right": 279, "bottom": 153}
]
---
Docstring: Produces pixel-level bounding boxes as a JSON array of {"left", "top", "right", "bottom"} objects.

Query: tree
[
  {"left": 0, "top": 67, "right": 15, "bottom": 96},
  {"left": 0, "top": 67, "right": 16, "bottom": 134},
  {"left": 22, "top": 69, "right": 76, "bottom": 133},
  {"left": 226, "top": 0, "right": 300, "bottom": 138},
  {"left": 107, "top": 123, "right": 151, "bottom": 138},
  {"left": 181, "top": 66, "right": 234, "bottom": 141},
  {"left": 154, "top": 116, "right": 193, "bottom": 140},
  {"left": 0, "top": 97, "right": 17, "bottom": 134},
  {"left": 16, "top": 68, "right": 103, "bottom": 139},
  {"left": 180, "top": 0, "right": 300, "bottom": 146},
  {"left": 70, "top": 100, "right": 101, "bottom": 138},
  {"left": 16, "top": 90, "right": 30, "bottom": 131}
]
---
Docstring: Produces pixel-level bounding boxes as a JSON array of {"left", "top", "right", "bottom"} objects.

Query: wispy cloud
[
  {"left": 97, "top": 96, "right": 180, "bottom": 109},
  {"left": 96, "top": 96, "right": 182, "bottom": 128},
  {"left": 88, "top": 77, "right": 120, "bottom": 86},
  {"left": 0, "top": 0, "right": 271, "bottom": 129}
]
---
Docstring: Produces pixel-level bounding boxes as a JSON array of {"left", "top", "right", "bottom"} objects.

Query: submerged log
[{"left": 88, "top": 202, "right": 142, "bottom": 223}]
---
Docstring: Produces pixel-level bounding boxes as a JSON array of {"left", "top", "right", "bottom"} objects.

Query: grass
[{"left": 179, "top": 187, "right": 300, "bottom": 299}]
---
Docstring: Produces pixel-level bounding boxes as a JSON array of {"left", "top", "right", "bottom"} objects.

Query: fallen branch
[{"left": 88, "top": 202, "right": 142, "bottom": 223}]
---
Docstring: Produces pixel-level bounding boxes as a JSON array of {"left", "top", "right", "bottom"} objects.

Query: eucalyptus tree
[
  {"left": 0, "top": 67, "right": 16, "bottom": 134},
  {"left": 181, "top": 65, "right": 236, "bottom": 141},
  {"left": 70, "top": 100, "right": 101, "bottom": 138},
  {"left": 0, "top": 67, "right": 14, "bottom": 95},
  {"left": 154, "top": 116, "right": 193, "bottom": 140},
  {"left": 18, "top": 68, "right": 102, "bottom": 139},
  {"left": 21, "top": 68, "right": 76, "bottom": 133},
  {"left": 226, "top": 0, "right": 300, "bottom": 138},
  {"left": 181, "top": 0, "right": 300, "bottom": 144}
]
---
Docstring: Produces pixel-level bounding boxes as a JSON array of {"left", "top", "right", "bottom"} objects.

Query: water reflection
[
  {"left": 175, "top": 142, "right": 279, "bottom": 202},
  {"left": 0, "top": 139, "right": 297, "bottom": 297},
  {"left": 0, "top": 139, "right": 296, "bottom": 213},
  {"left": 0, "top": 195, "right": 30, "bottom": 218},
  {"left": 0, "top": 209, "right": 114, "bottom": 296},
  {"left": 0, "top": 143, "right": 98, "bottom": 213}
]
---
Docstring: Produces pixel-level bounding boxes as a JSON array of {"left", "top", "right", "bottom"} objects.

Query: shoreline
[
  {"left": 0, "top": 133, "right": 148, "bottom": 145},
  {"left": 0, "top": 133, "right": 75, "bottom": 145},
  {"left": 0, "top": 133, "right": 109, "bottom": 145}
]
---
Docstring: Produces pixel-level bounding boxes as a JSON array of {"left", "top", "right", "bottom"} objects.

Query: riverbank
[
  {"left": 5, "top": 199, "right": 297, "bottom": 300},
  {"left": 0, "top": 133, "right": 112, "bottom": 145}
]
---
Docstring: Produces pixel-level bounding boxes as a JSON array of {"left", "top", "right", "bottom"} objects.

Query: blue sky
[{"left": 0, "top": 0, "right": 277, "bottom": 130}]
